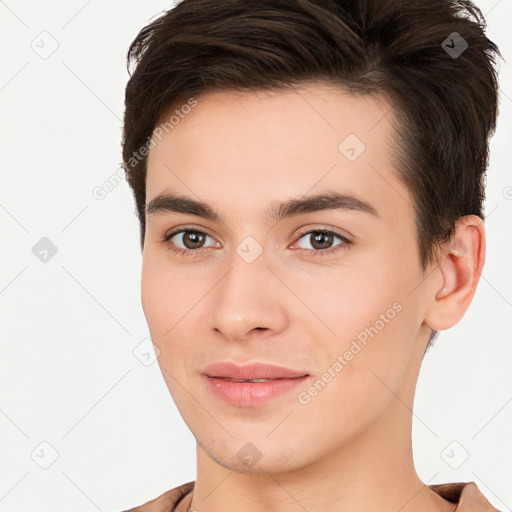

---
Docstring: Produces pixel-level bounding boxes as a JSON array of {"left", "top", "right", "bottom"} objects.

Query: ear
[{"left": 423, "top": 215, "right": 485, "bottom": 332}]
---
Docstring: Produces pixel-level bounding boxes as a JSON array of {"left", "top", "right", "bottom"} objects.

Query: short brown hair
[{"left": 122, "top": 0, "right": 501, "bottom": 272}]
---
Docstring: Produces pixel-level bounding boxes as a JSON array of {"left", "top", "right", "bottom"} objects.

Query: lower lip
[{"left": 204, "top": 375, "right": 310, "bottom": 407}]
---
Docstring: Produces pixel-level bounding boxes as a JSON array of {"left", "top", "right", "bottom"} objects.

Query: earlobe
[{"left": 424, "top": 215, "right": 485, "bottom": 331}]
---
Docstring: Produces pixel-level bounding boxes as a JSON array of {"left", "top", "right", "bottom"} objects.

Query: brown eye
[
  {"left": 309, "top": 232, "right": 335, "bottom": 250},
  {"left": 180, "top": 231, "right": 206, "bottom": 249},
  {"left": 296, "top": 230, "right": 347, "bottom": 252},
  {"left": 163, "top": 229, "right": 217, "bottom": 253}
]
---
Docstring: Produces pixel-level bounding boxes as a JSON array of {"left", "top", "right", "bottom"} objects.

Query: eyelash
[{"left": 161, "top": 225, "right": 352, "bottom": 258}]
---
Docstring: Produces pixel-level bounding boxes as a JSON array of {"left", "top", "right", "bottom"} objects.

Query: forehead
[{"left": 145, "top": 84, "right": 412, "bottom": 223}]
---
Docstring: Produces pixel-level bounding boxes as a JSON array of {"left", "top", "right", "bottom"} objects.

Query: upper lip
[{"left": 202, "top": 362, "right": 309, "bottom": 380}]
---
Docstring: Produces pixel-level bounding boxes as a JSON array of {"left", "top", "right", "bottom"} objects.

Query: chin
[{"left": 200, "top": 435, "right": 313, "bottom": 475}]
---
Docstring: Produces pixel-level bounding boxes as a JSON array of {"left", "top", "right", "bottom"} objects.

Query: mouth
[
  {"left": 202, "top": 361, "right": 309, "bottom": 380},
  {"left": 202, "top": 362, "right": 310, "bottom": 407},
  {"left": 217, "top": 378, "right": 289, "bottom": 383}
]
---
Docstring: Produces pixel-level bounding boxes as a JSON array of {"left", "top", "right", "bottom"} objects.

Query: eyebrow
[{"left": 144, "top": 191, "right": 379, "bottom": 222}]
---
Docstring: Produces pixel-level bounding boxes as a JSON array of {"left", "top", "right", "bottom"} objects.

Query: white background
[{"left": 0, "top": 1, "right": 511, "bottom": 511}]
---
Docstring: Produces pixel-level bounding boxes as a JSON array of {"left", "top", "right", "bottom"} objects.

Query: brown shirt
[{"left": 123, "top": 480, "right": 500, "bottom": 512}]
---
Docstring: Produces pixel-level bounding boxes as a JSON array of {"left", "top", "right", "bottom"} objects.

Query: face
[{"left": 142, "top": 84, "right": 433, "bottom": 474}]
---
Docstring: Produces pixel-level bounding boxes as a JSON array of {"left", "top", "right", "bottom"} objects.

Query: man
[{"left": 120, "top": 0, "right": 502, "bottom": 510}]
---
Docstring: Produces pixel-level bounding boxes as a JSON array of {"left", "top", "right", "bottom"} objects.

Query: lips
[
  {"left": 202, "top": 361, "right": 309, "bottom": 381},
  {"left": 202, "top": 362, "right": 310, "bottom": 407},
  {"left": 221, "top": 378, "right": 273, "bottom": 383}
]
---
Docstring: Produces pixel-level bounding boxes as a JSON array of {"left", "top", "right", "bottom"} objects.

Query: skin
[{"left": 141, "top": 83, "right": 485, "bottom": 512}]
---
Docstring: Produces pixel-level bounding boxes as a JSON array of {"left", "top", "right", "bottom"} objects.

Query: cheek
[
  {"left": 308, "top": 261, "right": 416, "bottom": 392},
  {"left": 141, "top": 251, "right": 190, "bottom": 324},
  {"left": 141, "top": 254, "right": 203, "bottom": 375},
  {"left": 141, "top": 254, "right": 186, "bottom": 352},
  {"left": 294, "top": 265, "right": 400, "bottom": 346},
  {"left": 141, "top": 255, "right": 167, "bottom": 333},
  {"left": 299, "top": 307, "right": 415, "bottom": 444}
]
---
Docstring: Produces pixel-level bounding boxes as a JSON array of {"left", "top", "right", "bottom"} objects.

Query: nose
[{"left": 209, "top": 249, "right": 289, "bottom": 342}]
